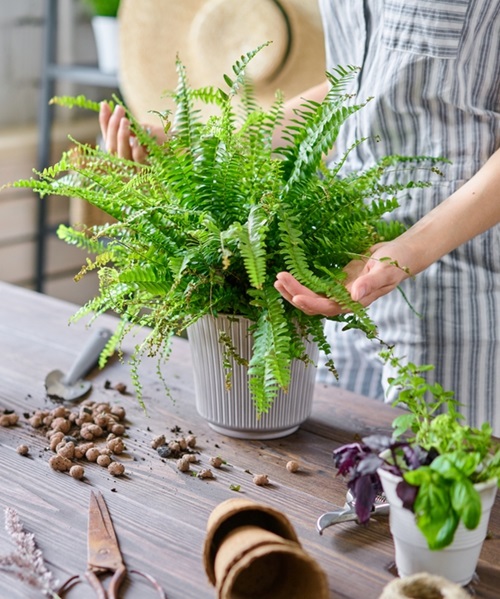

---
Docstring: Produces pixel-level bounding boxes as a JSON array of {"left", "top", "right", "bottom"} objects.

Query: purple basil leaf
[
  {"left": 362, "top": 434, "right": 394, "bottom": 452},
  {"left": 401, "top": 444, "right": 429, "bottom": 469},
  {"left": 396, "top": 480, "right": 418, "bottom": 511},
  {"left": 352, "top": 475, "right": 377, "bottom": 523},
  {"left": 333, "top": 443, "right": 366, "bottom": 475},
  {"left": 356, "top": 453, "right": 383, "bottom": 476}
]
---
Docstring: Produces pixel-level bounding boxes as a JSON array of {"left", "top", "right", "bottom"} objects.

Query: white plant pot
[
  {"left": 378, "top": 467, "right": 498, "bottom": 586},
  {"left": 92, "top": 16, "right": 120, "bottom": 75},
  {"left": 187, "top": 314, "right": 319, "bottom": 439}
]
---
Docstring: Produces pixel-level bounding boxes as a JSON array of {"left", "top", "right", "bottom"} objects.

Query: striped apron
[{"left": 316, "top": 0, "right": 500, "bottom": 432}]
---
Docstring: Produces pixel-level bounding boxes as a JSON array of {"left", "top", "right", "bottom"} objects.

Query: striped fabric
[{"left": 316, "top": 0, "right": 500, "bottom": 432}]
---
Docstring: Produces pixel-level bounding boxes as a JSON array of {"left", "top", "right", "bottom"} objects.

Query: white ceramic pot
[
  {"left": 92, "top": 16, "right": 120, "bottom": 74},
  {"left": 378, "top": 467, "right": 498, "bottom": 586},
  {"left": 187, "top": 314, "right": 319, "bottom": 439}
]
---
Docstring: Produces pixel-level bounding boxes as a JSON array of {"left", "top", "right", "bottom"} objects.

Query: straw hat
[{"left": 118, "top": 0, "right": 326, "bottom": 123}]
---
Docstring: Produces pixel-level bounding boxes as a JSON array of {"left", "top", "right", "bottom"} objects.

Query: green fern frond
[
  {"left": 248, "top": 287, "right": 291, "bottom": 413},
  {"left": 49, "top": 94, "right": 107, "bottom": 112},
  {"left": 235, "top": 205, "right": 268, "bottom": 290},
  {"left": 56, "top": 224, "right": 107, "bottom": 253}
]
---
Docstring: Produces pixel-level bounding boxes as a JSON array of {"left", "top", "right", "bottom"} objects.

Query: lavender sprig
[{"left": 0, "top": 507, "right": 60, "bottom": 598}]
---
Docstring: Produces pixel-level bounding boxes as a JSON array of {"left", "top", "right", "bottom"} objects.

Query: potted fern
[
  {"left": 332, "top": 350, "right": 500, "bottom": 586},
  {"left": 12, "top": 47, "right": 442, "bottom": 438}
]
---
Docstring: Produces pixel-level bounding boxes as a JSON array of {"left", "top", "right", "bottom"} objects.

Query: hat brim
[{"left": 118, "top": 0, "right": 326, "bottom": 123}]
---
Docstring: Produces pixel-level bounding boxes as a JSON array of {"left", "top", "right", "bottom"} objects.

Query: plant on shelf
[
  {"left": 333, "top": 348, "right": 500, "bottom": 578},
  {"left": 81, "top": 0, "right": 120, "bottom": 18},
  {"left": 10, "top": 47, "right": 443, "bottom": 417}
]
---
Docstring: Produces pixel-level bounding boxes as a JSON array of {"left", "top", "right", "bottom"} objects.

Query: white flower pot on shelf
[
  {"left": 378, "top": 467, "right": 497, "bottom": 586},
  {"left": 187, "top": 314, "right": 319, "bottom": 440},
  {"left": 92, "top": 16, "right": 120, "bottom": 74}
]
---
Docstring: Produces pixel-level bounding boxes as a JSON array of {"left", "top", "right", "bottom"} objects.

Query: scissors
[{"left": 59, "top": 491, "right": 165, "bottom": 598}]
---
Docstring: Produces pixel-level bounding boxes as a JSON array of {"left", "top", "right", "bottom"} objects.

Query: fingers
[
  {"left": 287, "top": 293, "right": 346, "bottom": 317},
  {"left": 103, "top": 104, "right": 126, "bottom": 155},
  {"left": 274, "top": 272, "right": 316, "bottom": 302},
  {"left": 100, "top": 103, "right": 134, "bottom": 159},
  {"left": 99, "top": 101, "right": 111, "bottom": 141},
  {"left": 274, "top": 272, "right": 346, "bottom": 317},
  {"left": 117, "top": 117, "right": 133, "bottom": 161},
  {"left": 99, "top": 102, "right": 155, "bottom": 164}
]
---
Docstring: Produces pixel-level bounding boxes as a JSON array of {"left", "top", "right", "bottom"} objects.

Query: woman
[
  {"left": 100, "top": 1, "right": 500, "bottom": 432},
  {"left": 275, "top": 1, "right": 500, "bottom": 432}
]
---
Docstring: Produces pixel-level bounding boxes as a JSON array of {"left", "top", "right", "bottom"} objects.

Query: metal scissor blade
[
  {"left": 317, "top": 491, "right": 390, "bottom": 534},
  {"left": 87, "top": 491, "right": 124, "bottom": 571},
  {"left": 316, "top": 505, "right": 359, "bottom": 533}
]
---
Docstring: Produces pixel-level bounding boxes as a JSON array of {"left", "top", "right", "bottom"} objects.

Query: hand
[
  {"left": 99, "top": 102, "right": 166, "bottom": 163},
  {"left": 274, "top": 241, "right": 412, "bottom": 317}
]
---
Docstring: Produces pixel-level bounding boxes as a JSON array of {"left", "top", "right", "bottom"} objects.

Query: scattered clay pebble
[
  {"left": 69, "top": 465, "right": 85, "bottom": 480},
  {"left": 110, "top": 405, "right": 126, "bottom": 420},
  {"left": 16, "top": 444, "right": 30, "bottom": 456},
  {"left": 49, "top": 455, "right": 72, "bottom": 472},
  {"left": 97, "top": 454, "right": 111, "bottom": 467},
  {"left": 114, "top": 382, "right": 127, "bottom": 394},
  {"left": 253, "top": 474, "right": 270, "bottom": 486},
  {"left": 176, "top": 458, "right": 190, "bottom": 472},
  {"left": 85, "top": 447, "right": 101, "bottom": 462},
  {"left": 197, "top": 469, "right": 214, "bottom": 480},
  {"left": 0, "top": 412, "right": 19, "bottom": 427},
  {"left": 185, "top": 434, "right": 197, "bottom": 448},
  {"left": 183, "top": 454, "right": 198, "bottom": 463},
  {"left": 57, "top": 441, "right": 76, "bottom": 460},
  {"left": 110, "top": 423, "right": 125, "bottom": 436},
  {"left": 107, "top": 437, "right": 125, "bottom": 454},
  {"left": 209, "top": 456, "right": 224, "bottom": 469},
  {"left": 108, "top": 462, "right": 125, "bottom": 477},
  {"left": 286, "top": 460, "right": 300, "bottom": 473},
  {"left": 151, "top": 435, "right": 166, "bottom": 449},
  {"left": 50, "top": 417, "right": 71, "bottom": 434},
  {"left": 29, "top": 414, "right": 44, "bottom": 428}
]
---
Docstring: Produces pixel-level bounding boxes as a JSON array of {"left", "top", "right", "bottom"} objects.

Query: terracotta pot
[
  {"left": 378, "top": 466, "right": 497, "bottom": 586},
  {"left": 187, "top": 314, "right": 319, "bottom": 439}
]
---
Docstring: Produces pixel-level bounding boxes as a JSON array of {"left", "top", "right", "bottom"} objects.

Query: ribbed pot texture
[{"left": 187, "top": 314, "right": 319, "bottom": 439}]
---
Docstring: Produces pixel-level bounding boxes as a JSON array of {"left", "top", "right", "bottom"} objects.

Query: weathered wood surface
[{"left": 0, "top": 281, "right": 499, "bottom": 598}]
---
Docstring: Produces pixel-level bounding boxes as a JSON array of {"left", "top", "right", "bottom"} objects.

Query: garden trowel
[{"left": 45, "top": 327, "right": 113, "bottom": 401}]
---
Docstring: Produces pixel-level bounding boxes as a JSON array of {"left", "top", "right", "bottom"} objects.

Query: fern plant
[{"left": 11, "top": 47, "right": 443, "bottom": 414}]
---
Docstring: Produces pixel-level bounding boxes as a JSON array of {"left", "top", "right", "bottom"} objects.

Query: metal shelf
[{"left": 46, "top": 63, "right": 119, "bottom": 87}]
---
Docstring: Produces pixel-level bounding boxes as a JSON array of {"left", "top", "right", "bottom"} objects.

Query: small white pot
[
  {"left": 378, "top": 466, "right": 497, "bottom": 586},
  {"left": 187, "top": 314, "right": 319, "bottom": 439},
  {"left": 92, "top": 16, "right": 120, "bottom": 74}
]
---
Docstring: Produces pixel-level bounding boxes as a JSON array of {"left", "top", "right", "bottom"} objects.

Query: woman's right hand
[{"left": 99, "top": 102, "right": 166, "bottom": 163}]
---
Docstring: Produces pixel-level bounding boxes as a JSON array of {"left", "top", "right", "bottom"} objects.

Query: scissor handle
[
  {"left": 86, "top": 565, "right": 126, "bottom": 599},
  {"left": 59, "top": 566, "right": 165, "bottom": 598},
  {"left": 130, "top": 569, "right": 167, "bottom": 598}
]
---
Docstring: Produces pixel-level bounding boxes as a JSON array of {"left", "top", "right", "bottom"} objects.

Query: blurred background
[
  {"left": 0, "top": 0, "right": 115, "bottom": 303},
  {"left": 0, "top": 0, "right": 324, "bottom": 305}
]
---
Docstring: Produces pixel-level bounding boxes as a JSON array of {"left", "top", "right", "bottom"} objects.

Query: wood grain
[{"left": 0, "top": 281, "right": 499, "bottom": 598}]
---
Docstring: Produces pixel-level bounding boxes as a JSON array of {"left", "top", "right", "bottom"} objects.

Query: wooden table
[{"left": 1, "top": 281, "right": 499, "bottom": 598}]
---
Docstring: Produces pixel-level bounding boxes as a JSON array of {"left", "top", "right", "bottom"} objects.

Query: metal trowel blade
[{"left": 45, "top": 369, "right": 93, "bottom": 401}]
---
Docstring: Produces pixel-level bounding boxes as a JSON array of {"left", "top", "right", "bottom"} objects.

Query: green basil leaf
[
  {"left": 451, "top": 479, "right": 481, "bottom": 529},
  {"left": 404, "top": 466, "right": 432, "bottom": 487},
  {"left": 429, "top": 454, "right": 461, "bottom": 479},
  {"left": 416, "top": 510, "right": 459, "bottom": 550}
]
